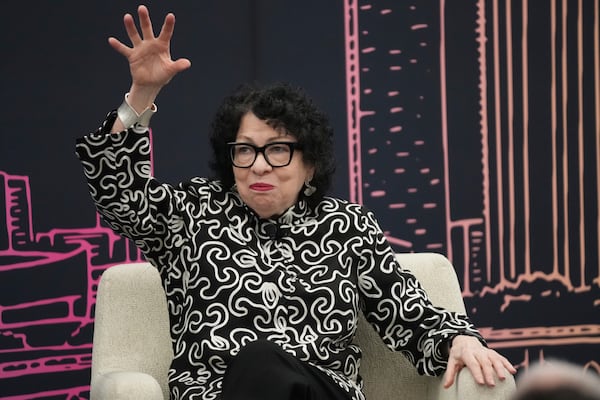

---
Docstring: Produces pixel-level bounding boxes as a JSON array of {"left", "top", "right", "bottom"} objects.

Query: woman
[{"left": 76, "top": 5, "right": 515, "bottom": 400}]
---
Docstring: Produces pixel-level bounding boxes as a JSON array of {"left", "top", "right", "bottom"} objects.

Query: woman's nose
[{"left": 251, "top": 152, "right": 272, "bottom": 173}]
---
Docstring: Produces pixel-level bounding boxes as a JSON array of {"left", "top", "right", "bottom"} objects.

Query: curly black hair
[{"left": 209, "top": 82, "right": 336, "bottom": 208}]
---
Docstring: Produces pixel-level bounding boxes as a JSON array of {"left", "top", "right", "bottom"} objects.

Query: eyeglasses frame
[{"left": 228, "top": 141, "right": 301, "bottom": 168}]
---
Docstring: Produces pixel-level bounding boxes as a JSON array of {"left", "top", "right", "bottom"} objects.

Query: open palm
[{"left": 108, "top": 5, "right": 191, "bottom": 89}]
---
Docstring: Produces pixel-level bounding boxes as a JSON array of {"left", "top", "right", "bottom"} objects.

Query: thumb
[
  {"left": 173, "top": 58, "right": 192, "bottom": 72},
  {"left": 108, "top": 37, "right": 132, "bottom": 58}
]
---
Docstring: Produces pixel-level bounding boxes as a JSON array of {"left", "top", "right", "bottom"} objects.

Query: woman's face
[{"left": 233, "top": 112, "right": 314, "bottom": 219}]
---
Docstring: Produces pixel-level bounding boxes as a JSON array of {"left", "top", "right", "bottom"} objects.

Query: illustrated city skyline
[
  {"left": 1, "top": 0, "right": 599, "bottom": 398},
  {"left": 343, "top": 0, "right": 599, "bottom": 370}
]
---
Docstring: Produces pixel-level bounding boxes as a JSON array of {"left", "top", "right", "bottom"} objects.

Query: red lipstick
[{"left": 249, "top": 183, "right": 274, "bottom": 191}]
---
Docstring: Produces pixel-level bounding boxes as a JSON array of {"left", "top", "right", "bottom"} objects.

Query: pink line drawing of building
[
  {"left": 1, "top": 1, "right": 599, "bottom": 397},
  {"left": 344, "top": 0, "right": 600, "bottom": 373},
  {"left": 0, "top": 170, "right": 143, "bottom": 398}
]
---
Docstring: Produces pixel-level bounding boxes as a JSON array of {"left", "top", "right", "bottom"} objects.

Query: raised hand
[{"left": 109, "top": 5, "right": 191, "bottom": 107}]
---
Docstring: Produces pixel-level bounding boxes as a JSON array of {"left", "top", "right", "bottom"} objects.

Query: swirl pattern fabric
[{"left": 76, "top": 112, "right": 484, "bottom": 400}]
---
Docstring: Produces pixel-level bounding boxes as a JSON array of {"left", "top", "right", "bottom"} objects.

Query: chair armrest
[
  {"left": 433, "top": 367, "right": 516, "bottom": 400},
  {"left": 91, "top": 371, "right": 164, "bottom": 400},
  {"left": 91, "top": 263, "right": 173, "bottom": 399}
]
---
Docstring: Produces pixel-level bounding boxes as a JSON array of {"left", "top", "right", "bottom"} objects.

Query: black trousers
[{"left": 221, "top": 340, "right": 352, "bottom": 400}]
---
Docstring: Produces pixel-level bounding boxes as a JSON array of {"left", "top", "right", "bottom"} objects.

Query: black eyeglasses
[{"left": 228, "top": 141, "right": 300, "bottom": 168}]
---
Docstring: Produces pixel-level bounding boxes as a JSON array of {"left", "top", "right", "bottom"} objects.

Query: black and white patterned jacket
[{"left": 76, "top": 112, "right": 484, "bottom": 400}]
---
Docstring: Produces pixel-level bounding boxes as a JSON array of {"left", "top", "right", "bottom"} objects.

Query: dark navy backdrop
[
  {"left": 1, "top": 1, "right": 599, "bottom": 398},
  {"left": 1, "top": 2, "right": 347, "bottom": 397}
]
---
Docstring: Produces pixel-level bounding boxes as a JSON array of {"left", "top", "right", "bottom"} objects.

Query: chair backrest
[
  {"left": 353, "top": 252, "right": 467, "bottom": 400},
  {"left": 92, "top": 262, "right": 173, "bottom": 399}
]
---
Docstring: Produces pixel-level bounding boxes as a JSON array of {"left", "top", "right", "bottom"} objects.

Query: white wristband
[{"left": 117, "top": 92, "right": 157, "bottom": 128}]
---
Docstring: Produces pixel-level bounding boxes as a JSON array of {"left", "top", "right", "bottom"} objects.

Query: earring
[{"left": 304, "top": 180, "right": 316, "bottom": 197}]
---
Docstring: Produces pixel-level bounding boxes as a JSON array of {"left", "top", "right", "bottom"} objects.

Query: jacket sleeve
[
  {"left": 75, "top": 112, "right": 212, "bottom": 332},
  {"left": 75, "top": 112, "right": 187, "bottom": 257},
  {"left": 355, "top": 206, "right": 486, "bottom": 376}
]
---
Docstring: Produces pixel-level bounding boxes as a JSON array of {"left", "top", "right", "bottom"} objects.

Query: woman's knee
[{"left": 222, "top": 340, "right": 311, "bottom": 400}]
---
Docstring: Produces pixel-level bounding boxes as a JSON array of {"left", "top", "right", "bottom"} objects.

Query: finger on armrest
[{"left": 434, "top": 367, "right": 516, "bottom": 400}]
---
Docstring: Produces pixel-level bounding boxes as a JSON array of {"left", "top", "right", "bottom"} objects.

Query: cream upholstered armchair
[{"left": 90, "top": 253, "right": 516, "bottom": 400}]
